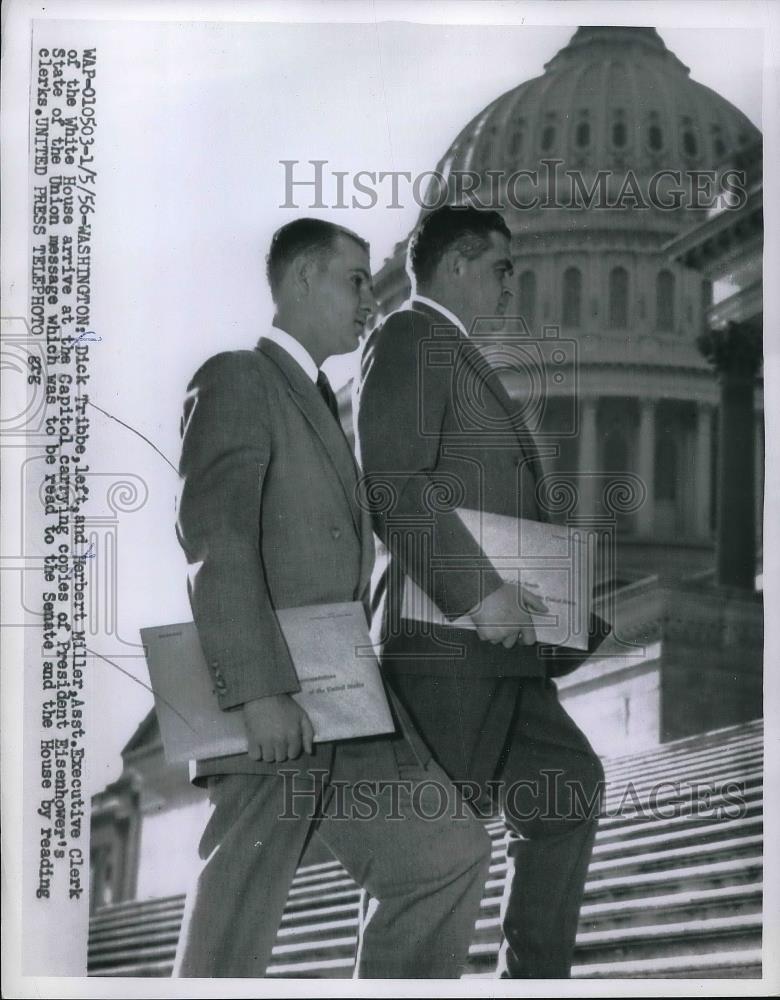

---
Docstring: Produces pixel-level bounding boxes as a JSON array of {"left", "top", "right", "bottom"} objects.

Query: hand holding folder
[
  {"left": 142, "top": 601, "right": 395, "bottom": 765},
  {"left": 402, "top": 508, "right": 604, "bottom": 653},
  {"left": 241, "top": 692, "right": 315, "bottom": 762},
  {"left": 469, "top": 579, "right": 550, "bottom": 649}
]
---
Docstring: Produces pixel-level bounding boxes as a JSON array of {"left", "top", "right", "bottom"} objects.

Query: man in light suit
[
  {"left": 172, "top": 218, "right": 491, "bottom": 978},
  {"left": 356, "top": 206, "right": 610, "bottom": 978}
]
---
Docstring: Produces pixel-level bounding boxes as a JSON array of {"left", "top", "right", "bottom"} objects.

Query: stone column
[
  {"left": 636, "top": 398, "right": 656, "bottom": 536},
  {"left": 697, "top": 321, "right": 762, "bottom": 589},
  {"left": 578, "top": 397, "right": 598, "bottom": 517},
  {"left": 695, "top": 402, "right": 713, "bottom": 539}
]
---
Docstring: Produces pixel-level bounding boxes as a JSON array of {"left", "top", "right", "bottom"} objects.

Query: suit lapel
[
  {"left": 411, "top": 301, "right": 548, "bottom": 507},
  {"left": 412, "top": 298, "right": 528, "bottom": 427},
  {"left": 462, "top": 339, "right": 549, "bottom": 496},
  {"left": 257, "top": 339, "right": 362, "bottom": 536},
  {"left": 460, "top": 338, "right": 549, "bottom": 521}
]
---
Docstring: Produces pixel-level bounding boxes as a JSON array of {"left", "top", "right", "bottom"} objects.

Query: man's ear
[
  {"left": 442, "top": 248, "right": 465, "bottom": 279},
  {"left": 292, "top": 254, "right": 315, "bottom": 296}
]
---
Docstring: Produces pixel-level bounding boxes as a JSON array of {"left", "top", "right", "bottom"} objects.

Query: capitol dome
[
  {"left": 372, "top": 26, "right": 763, "bottom": 580},
  {"left": 435, "top": 27, "right": 759, "bottom": 184}
]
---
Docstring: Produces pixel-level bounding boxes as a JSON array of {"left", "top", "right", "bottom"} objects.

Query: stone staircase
[{"left": 87, "top": 718, "right": 763, "bottom": 979}]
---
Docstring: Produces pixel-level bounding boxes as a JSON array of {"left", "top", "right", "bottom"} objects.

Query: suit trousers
[
  {"left": 384, "top": 673, "right": 604, "bottom": 979},
  {"left": 173, "top": 735, "right": 492, "bottom": 978}
]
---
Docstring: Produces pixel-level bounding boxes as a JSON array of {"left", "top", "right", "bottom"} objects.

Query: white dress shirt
[
  {"left": 413, "top": 294, "right": 470, "bottom": 338},
  {"left": 261, "top": 325, "right": 318, "bottom": 382}
]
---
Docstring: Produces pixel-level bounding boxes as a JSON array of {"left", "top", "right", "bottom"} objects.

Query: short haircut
[
  {"left": 408, "top": 206, "right": 511, "bottom": 288},
  {"left": 266, "top": 219, "right": 369, "bottom": 298}
]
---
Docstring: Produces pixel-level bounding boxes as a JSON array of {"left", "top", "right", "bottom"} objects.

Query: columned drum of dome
[{"left": 372, "top": 25, "right": 762, "bottom": 585}]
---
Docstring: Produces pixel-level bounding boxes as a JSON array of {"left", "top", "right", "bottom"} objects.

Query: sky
[{"left": 10, "top": 9, "right": 769, "bottom": 795}]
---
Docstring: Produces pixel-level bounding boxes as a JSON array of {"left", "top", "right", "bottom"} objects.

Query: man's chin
[{"left": 335, "top": 339, "right": 362, "bottom": 360}]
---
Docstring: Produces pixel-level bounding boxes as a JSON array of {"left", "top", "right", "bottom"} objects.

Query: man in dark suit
[
  {"left": 172, "top": 218, "right": 491, "bottom": 978},
  {"left": 356, "top": 205, "right": 608, "bottom": 978}
]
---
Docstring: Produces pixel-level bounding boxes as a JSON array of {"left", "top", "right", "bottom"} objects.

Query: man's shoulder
[
  {"left": 363, "top": 304, "right": 437, "bottom": 369},
  {"left": 182, "top": 350, "right": 287, "bottom": 429},
  {"left": 379, "top": 304, "right": 435, "bottom": 338},
  {"left": 188, "top": 348, "right": 277, "bottom": 390}
]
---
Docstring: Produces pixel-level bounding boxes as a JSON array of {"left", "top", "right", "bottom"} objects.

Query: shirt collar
[
  {"left": 262, "top": 324, "right": 319, "bottom": 382},
  {"left": 413, "top": 294, "right": 469, "bottom": 338}
]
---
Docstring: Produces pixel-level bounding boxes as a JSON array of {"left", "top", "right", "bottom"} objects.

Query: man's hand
[
  {"left": 241, "top": 694, "right": 315, "bottom": 762},
  {"left": 469, "top": 581, "right": 549, "bottom": 649}
]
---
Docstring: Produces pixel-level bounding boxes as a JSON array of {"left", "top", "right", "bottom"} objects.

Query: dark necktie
[{"left": 316, "top": 370, "right": 340, "bottom": 422}]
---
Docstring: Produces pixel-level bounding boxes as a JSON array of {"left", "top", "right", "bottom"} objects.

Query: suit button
[
  {"left": 211, "top": 661, "right": 227, "bottom": 692},
  {"left": 331, "top": 526, "right": 342, "bottom": 539}
]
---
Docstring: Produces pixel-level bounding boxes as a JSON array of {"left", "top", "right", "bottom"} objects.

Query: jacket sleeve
[
  {"left": 357, "top": 313, "right": 503, "bottom": 619},
  {"left": 176, "top": 352, "right": 300, "bottom": 710}
]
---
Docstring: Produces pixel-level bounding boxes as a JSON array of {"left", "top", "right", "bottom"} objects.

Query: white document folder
[
  {"left": 142, "top": 601, "right": 395, "bottom": 764},
  {"left": 402, "top": 509, "right": 594, "bottom": 651}
]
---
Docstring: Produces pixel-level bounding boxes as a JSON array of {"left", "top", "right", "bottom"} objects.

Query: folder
[
  {"left": 142, "top": 601, "right": 395, "bottom": 764},
  {"left": 402, "top": 509, "right": 595, "bottom": 651}
]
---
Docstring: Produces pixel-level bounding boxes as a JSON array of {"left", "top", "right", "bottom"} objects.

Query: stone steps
[
  {"left": 482, "top": 881, "right": 764, "bottom": 930},
  {"left": 87, "top": 718, "right": 763, "bottom": 979},
  {"left": 570, "top": 948, "right": 763, "bottom": 980},
  {"left": 468, "top": 913, "right": 762, "bottom": 967},
  {"left": 464, "top": 948, "right": 763, "bottom": 980}
]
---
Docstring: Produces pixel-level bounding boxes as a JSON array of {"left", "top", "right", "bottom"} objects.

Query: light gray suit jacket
[{"left": 176, "top": 338, "right": 427, "bottom": 781}]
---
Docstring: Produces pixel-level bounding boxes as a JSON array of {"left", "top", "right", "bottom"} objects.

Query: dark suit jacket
[
  {"left": 176, "top": 338, "right": 428, "bottom": 781},
  {"left": 356, "top": 300, "right": 609, "bottom": 682}
]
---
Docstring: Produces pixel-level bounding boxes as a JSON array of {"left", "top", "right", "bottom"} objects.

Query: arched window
[
  {"left": 509, "top": 116, "right": 526, "bottom": 158},
  {"left": 683, "top": 130, "right": 698, "bottom": 157},
  {"left": 562, "top": 267, "right": 582, "bottom": 327},
  {"left": 711, "top": 124, "right": 727, "bottom": 159},
  {"left": 608, "top": 267, "right": 629, "bottom": 328},
  {"left": 575, "top": 120, "right": 590, "bottom": 148},
  {"left": 541, "top": 125, "right": 556, "bottom": 151},
  {"left": 610, "top": 108, "right": 628, "bottom": 150},
  {"left": 519, "top": 270, "right": 536, "bottom": 328},
  {"left": 681, "top": 116, "right": 699, "bottom": 158},
  {"left": 656, "top": 270, "right": 675, "bottom": 332}
]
